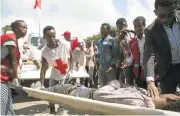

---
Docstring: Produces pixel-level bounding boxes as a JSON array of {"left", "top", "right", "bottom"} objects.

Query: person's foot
[{"left": 30, "top": 83, "right": 35, "bottom": 88}]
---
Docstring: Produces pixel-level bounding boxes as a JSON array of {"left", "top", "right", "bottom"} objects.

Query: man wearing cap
[
  {"left": 61, "top": 31, "right": 74, "bottom": 71},
  {"left": 62, "top": 31, "right": 71, "bottom": 42}
]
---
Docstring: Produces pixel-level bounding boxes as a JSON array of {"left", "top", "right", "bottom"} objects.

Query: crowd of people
[{"left": 1, "top": 0, "right": 180, "bottom": 115}]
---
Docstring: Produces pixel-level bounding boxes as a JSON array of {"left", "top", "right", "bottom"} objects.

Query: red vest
[
  {"left": 129, "top": 38, "right": 142, "bottom": 78},
  {"left": 1, "top": 33, "right": 20, "bottom": 82},
  {"left": 71, "top": 37, "right": 80, "bottom": 51},
  {"left": 129, "top": 37, "right": 158, "bottom": 80}
]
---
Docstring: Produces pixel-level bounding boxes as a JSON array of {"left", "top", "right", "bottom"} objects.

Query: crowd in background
[{"left": 1, "top": 0, "right": 180, "bottom": 115}]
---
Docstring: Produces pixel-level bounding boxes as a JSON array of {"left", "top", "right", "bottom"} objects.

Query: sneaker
[
  {"left": 34, "top": 81, "right": 42, "bottom": 89},
  {"left": 30, "top": 83, "right": 35, "bottom": 88},
  {"left": 177, "top": 87, "right": 180, "bottom": 92}
]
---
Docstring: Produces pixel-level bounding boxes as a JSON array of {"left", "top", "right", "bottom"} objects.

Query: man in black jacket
[{"left": 144, "top": 0, "right": 180, "bottom": 98}]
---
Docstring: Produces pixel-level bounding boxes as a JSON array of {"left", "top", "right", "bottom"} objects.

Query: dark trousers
[
  {"left": 135, "top": 66, "right": 147, "bottom": 89},
  {"left": 122, "top": 66, "right": 134, "bottom": 85},
  {"left": 84, "top": 66, "right": 93, "bottom": 87},
  {"left": 116, "top": 67, "right": 121, "bottom": 80},
  {"left": 160, "top": 63, "right": 180, "bottom": 94}
]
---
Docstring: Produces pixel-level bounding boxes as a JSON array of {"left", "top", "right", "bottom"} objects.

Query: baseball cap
[{"left": 61, "top": 31, "right": 71, "bottom": 37}]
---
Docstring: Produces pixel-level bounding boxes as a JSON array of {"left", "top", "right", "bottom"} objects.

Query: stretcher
[
  {"left": 19, "top": 65, "right": 89, "bottom": 81},
  {"left": 19, "top": 65, "right": 51, "bottom": 80},
  {"left": 19, "top": 86, "right": 180, "bottom": 115}
]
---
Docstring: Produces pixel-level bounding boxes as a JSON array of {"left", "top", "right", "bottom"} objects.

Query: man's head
[
  {"left": 133, "top": 16, "right": 146, "bottom": 36},
  {"left": 110, "top": 29, "right": 116, "bottom": 38},
  {"left": 62, "top": 31, "right": 71, "bottom": 41},
  {"left": 86, "top": 41, "right": 92, "bottom": 48},
  {"left": 100, "top": 23, "right": 111, "bottom": 38},
  {"left": 43, "top": 26, "right": 56, "bottom": 48},
  {"left": 154, "top": 0, "right": 177, "bottom": 26},
  {"left": 116, "top": 18, "right": 128, "bottom": 31}
]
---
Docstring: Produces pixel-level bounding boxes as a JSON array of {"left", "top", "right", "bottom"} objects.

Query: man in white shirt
[
  {"left": 40, "top": 26, "right": 71, "bottom": 114},
  {"left": 132, "top": 16, "right": 147, "bottom": 89},
  {"left": 144, "top": 0, "right": 180, "bottom": 98}
]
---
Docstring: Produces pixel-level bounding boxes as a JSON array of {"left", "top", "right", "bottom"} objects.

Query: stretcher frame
[{"left": 19, "top": 86, "right": 180, "bottom": 115}]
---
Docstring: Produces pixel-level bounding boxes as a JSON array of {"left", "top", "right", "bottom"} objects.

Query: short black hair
[
  {"left": 155, "top": 0, "right": 177, "bottom": 10},
  {"left": 116, "top": 18, "right": 127, "bottom": 26},
  {"left": 43, "top": 26, "right": 55, "bottom": 36},
  {"left": 133, "top": 16, "right": 146, "bottom": 26},
  {"left": 11, "top": 20, "right": 25, "bottom": 32},
  {"left": 101, "top": 23, "right": 111, "bottom": 30}
]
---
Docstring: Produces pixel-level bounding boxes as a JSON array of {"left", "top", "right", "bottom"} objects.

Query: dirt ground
[{"left": 13, "top": 89, "right": 92, "bottom": 115}]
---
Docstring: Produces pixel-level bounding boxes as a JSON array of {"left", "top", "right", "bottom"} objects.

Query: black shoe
[{"left": 49, "top": 105, "right": 55, "bottom": 114}]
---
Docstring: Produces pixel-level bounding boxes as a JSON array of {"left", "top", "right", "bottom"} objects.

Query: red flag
[{"left": 34, "top": 0, "right": 41, "bottom": 9}]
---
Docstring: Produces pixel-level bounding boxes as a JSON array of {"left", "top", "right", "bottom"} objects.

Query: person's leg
[
  {"left": 0, "top": 83, "right": 15, "bottom": 115},
  {"left": 48, "top": 78, "right": 59, "bottom": 114},
  {"left": 119, "top": 68, "right": 125, "bottom": 84},
  {"left": 135, "top": 67, "right": 147, "bottom": 89},
  {"left": 73, "top": 49, "right": 80, "bottom": 67},
  {"left": 93, "top": 64, "right": 98, "bottom": 88},
  {"left": 123, "top": 66, "right": 134, "bottom": 85},
  {"left": 98, "top": 69, "right": 107, "bottom": 87},
  {"left": 135, "top": 77, "right": 147, "bottom": 89},
  {"left": 160, "top": 64, "right": 180, "bottom": 94},
  {"left": 84, "top": 66, "right": 89, "bottom": 87},
  {"left": 106, "top": 68, "right": 116, "bottom": 83},
  {"left": 116, "top": 67, "right": 120, "bottom": 80},
  {"left": 89, "top": 66, "right": 94, "bottom": 88}
]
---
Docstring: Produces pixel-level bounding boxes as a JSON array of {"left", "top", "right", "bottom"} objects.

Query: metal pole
[{"left": 38, "top": 8, "right": 41, "bottom": 46}]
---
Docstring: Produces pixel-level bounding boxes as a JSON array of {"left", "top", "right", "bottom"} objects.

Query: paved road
[{"left": 13, "top": 89, "right": 91, "bottom": 115}]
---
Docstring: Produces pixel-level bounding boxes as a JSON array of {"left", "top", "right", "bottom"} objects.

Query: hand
[
  {"left": 106, "top": 67, "right": 112, "bottom": 72},
  {"left": 121, "top": 61, "right": 130, "bottom": 69},
  {"left": 12, "top": 78, "right": 20, "bottom": 87},
  {"left": 147, "top": 81, "right": 159, "bottom": 98}
]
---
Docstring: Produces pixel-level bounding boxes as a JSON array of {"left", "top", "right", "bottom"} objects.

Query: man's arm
[
  {"left": 40, "top": 57, "right": 49, "bottom": 86},
  {"left": 119, "top": 39, "right": 133, "bottom": 68},
  {"left": 144, "top": 29, "right": 159, "bottom": 98},
  {"left": 8, "top": 46, "right": 18, "bottom": 79},
  {"left": 144, "top": 30, "right": 156, "bottom": 81}
]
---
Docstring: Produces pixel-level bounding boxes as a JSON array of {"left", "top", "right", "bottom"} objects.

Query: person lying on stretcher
[{"left": 30, "top": 80, "right": 180, "bottom": 112}]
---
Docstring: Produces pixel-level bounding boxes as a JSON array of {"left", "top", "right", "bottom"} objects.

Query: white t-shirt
[
  {"left": 137, "top": 35, "right": 145, "bottom": 66},
  {"left": 41, "top": 41, "right": 70, "bottom": 81}
]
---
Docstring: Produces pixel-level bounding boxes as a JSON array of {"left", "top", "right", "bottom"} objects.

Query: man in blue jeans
[{"left": 97, "top": 23, "right": 117, "bottom": 87}]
